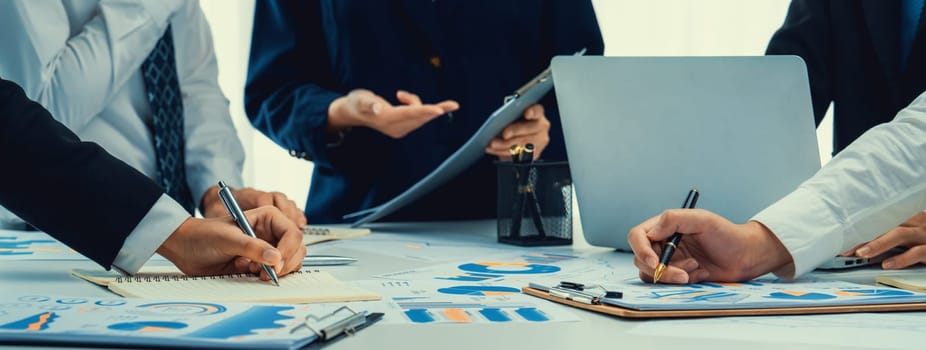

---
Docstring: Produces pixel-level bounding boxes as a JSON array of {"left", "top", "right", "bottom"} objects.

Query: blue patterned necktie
[{"left": 141, "top": 26, "right": 195, "bottom": 214}]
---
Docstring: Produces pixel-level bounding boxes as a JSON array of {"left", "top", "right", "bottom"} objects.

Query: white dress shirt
[
  {"left": 0, "top": 0, "right": 244, "bottom": 273},
  {"left": 753, "top": 92, "right": 926, "bottom": 279}
]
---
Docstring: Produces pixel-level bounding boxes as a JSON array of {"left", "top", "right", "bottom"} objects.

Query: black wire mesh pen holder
[{"left": 496, "top": 161, "right": 572, "bottom": 246}]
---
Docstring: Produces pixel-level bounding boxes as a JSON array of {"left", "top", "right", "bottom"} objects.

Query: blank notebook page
[{"left": 108, "top": 270, "right": 380, "bottom": 303}]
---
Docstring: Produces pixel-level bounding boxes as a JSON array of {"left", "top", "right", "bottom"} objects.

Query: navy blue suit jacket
[
  {"left": 246, "top": 0, "right": 603, "bottom": 223},
  {"left": 767, "top": 0, "right": 926, "bottom": 154},
  {"left": 0, "top": 78, "right": 163, "bottom": 268}
]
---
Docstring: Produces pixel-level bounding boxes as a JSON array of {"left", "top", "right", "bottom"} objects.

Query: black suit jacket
[
  {"left": 767, "top": 0, "right": 926, "bottom": 154},
  {"left": 0, "top": 79, "right": 165, "bottom": 268}
]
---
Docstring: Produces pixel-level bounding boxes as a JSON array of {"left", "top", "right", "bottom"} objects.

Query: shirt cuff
[
  {"left": 112, "top": 194, "right": 190, "bottom": 274},
  {"left": 751, "top": 186, "right": 845, "bottom": 279}
]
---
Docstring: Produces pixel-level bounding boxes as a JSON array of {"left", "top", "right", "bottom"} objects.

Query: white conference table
[{"left": 2, "top": 220, "right": 925, "bottom": 349}]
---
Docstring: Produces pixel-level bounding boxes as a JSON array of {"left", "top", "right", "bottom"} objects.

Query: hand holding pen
[
  {"left": 653, "top": 189, "right": 700, "bottom": 283},
  {"left": 218, "top": 181, "right": 281, "bottom": 286}
]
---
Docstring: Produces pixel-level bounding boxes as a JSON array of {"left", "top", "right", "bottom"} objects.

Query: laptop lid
[{"left": 552, "top": 56, "right": 820, "bottom": 251}]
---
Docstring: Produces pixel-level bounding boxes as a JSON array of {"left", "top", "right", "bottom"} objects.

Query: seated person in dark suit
[
  {"left": 0, "top": 78, "right": 305, "bottom": 278},
  {"left": 245, "top": 0, "right": 604, "bottom": 223}
]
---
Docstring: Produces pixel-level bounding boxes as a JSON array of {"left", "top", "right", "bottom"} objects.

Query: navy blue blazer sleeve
[
  {"left": 0, "top": 79, "right": 163, "bottom": 268},
  {"left": 765, "top": 0, "right": 834, "bottom": 125},
  {"left": 246, "top": 0, "right": 342, "bottom": 169}
]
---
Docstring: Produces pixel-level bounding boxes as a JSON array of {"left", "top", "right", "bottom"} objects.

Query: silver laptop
[{"left": 552, "top": 56, "right": 820, "bottom": 251}]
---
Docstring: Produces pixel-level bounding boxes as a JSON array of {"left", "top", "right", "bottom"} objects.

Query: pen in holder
[{"left": 496, "top": 147, "right": 572, "bottom": 246}]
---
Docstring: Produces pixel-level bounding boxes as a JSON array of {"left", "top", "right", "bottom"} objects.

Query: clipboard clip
[
  {"left": 290, "top": 306, "right": 383, "bottom": 341},
  {"left": 504, "top": 48, "right": 587, "bottom": 104},
  {"left": 548, "top": 281, "right": 622, "bottom": 305}
]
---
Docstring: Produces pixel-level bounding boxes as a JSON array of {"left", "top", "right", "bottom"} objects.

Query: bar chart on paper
[
  {"left": 396, "top": 299, "right": 555, "bottom": 323},
  {"left": 359, "top": 280, "right": 579, "bottom": 325},
  {"left": 0, "top": 230, "right": 80, "bottom": 260}
]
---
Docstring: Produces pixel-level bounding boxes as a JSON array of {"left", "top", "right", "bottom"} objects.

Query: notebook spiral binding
[{"left": 113, "top": 269, "right": 322, "bottom": 283}]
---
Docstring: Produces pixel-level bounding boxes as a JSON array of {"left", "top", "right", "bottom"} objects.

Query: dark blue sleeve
[
  {"left": 245, "top": 0, "right": 343, "bottom": 169},
  {"left": 766, "top": 0, "right": 833, "bottom": 125},
  {"left": 0, "top": 79, "right": 163, "bottom": 269}
]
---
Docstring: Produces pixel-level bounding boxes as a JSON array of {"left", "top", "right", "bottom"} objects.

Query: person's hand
[
  {"left": 841, "top": 211, "right": 926, "bottom": 269},
  {"left": 327, "top": 89, "right": 459, "bottom": 138},
  {"left": 628, "top": 209, "right": 795, "bottom": 284},
  {"left": 201, "top": 186, "right": 306, "bottom": 229},
  {"left": 485, "top": 104, "right": 550, "bottom": 160},
  {"left": 156, "top": 206, "right": 306, "bottom": 279}
]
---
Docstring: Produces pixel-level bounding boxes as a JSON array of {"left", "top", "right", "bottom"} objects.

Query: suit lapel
[{"left": 862, "top": 0, "right": 902, "bottom": 84}]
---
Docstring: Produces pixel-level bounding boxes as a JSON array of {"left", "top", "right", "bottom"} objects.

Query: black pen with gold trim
[{"left": 653, "top": 189, "right": 699, "bottom": 283}]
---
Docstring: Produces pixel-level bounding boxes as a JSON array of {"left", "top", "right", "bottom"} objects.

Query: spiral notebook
[{"left": 72, "top": 268, "right": 381, "bottom": 303}]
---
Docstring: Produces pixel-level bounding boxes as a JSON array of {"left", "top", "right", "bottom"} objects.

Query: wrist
[
  {"left": 326, "top": 96, "right": 358, "bottom": 133},
  {"left": 156, "top": 217, "right": 195, "bottom": 263},
  {"left": 744, "top": 221, "right": 796, "bottom": 279}
]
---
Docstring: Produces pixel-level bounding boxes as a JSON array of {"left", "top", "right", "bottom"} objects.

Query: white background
[{"left": 199, "top": 0, "right": 833, "bottom": 206}]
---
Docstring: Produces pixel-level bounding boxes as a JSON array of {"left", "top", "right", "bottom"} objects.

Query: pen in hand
[
  {"left": 217, "top": 181, "right": 281, "bottom": 286},
  {"left": 652, "top": 188, "right": 700, "bottom": 284}
]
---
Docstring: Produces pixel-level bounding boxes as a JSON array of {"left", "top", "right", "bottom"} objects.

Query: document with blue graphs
[
  {"left": 526, "top": 277, "right": 926, "bottom": 317},
  {"left": 0, "top": 295, "right": 375, "bottom": 349}
]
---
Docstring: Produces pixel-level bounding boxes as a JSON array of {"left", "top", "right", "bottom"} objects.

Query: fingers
[
  {"left": 376, "top": 91, "right": 447, "bottom": 138},
  {"left": 395, "top": 90, "right": 460, "bottom": 112},
  {"left": 633, "top": 254, "right": 691, "bottom": 284},
  {"left": 645, "top": 209, "right": 720, "bottom": 242},
  {"left": 346, "top": 89, "right": 458, "bottom": 138},
  {"left": 882, "top": 245, "right": 926, "bottom": 269},
  {"left": 486, "top": 105, "right": 551, "bottom": 158},
  {"left": 244, "top": 206, "right": 305, "bottom": 276},
  {"left": 857, "top": 226, "right": 926, "bottom": 258},
  {"left": 500, "top": 112, "right": 550, "bottom": 140},
  {"left": 435, "top": 100, "right": 460, "bottom": 112},
  {"left": 218, "top": 230, "right": 282, "bottom": 272},
  {"left": 348, "top": 89, "right": 388, "bottom": 115},
  {"left": 396, "top": 90, "right": 422, "bottom": 106},
  {"left": 231, "top": 188, "right": 306, "bottom": 229},
  {"left": 840, "top": 242, "right": 866, "bottom": 257},
  {"left": 628, "top": 215, "right": 662, "bottom": 269},
  {"left": 523, "top": 104, "right": 544, "bottom": 120},
  {"left": 270, "top": 191, "right": 307, "bottom": 228}
]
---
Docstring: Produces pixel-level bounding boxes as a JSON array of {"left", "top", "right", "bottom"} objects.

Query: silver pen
[
  {"left": 217, "top": 181, "right": 280, "bottom": 286},
  {"left": 303, "top": 255, "right": 357, "bottom": 266}
]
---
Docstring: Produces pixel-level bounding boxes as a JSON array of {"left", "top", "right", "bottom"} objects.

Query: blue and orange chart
[
  {"left": 0, "top": 230, "right": 79, "bottom": 260},
  {"left": 397, "top": 300, "right": 551, "bottom": 323},
  {"left": 0, "top": 294, "right": 336, "bottom": 348},
  {"left": 600, "top": 279, "right": 926, "bottom": 311},
  {"left": 366, "top": 258, "right": 583, "bottom": 325}
]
